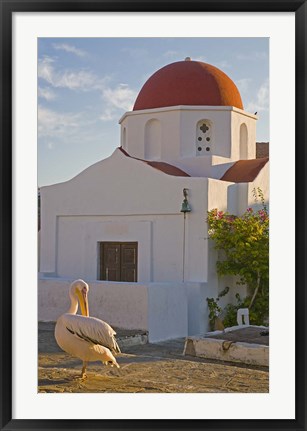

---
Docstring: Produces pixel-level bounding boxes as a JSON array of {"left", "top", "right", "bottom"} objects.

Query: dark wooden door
[
  {"left": 100, "top": 243, "right": 121, "bottom": 281},
  {"left": 121, "top": 243, "right": 138, "bottom": 282},
  {"left": 99, "top": 242, "right": 137, "bottom": 282}
]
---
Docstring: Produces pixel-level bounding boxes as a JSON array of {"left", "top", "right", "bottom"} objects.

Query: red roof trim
[
  {"left": 220, "top": 157, "right": 269, "bottom": 183},
  {"left": 118, "top": 147, "right": 190, "bottom": 177}
]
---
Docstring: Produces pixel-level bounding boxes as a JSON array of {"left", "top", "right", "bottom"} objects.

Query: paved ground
[{"left": 38, "top": 322, "right": 269, "bottom": 393}]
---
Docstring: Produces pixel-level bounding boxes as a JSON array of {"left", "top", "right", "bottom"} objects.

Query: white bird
[{"left": 55, "top": 279, "right": 121, "bottom": 378}]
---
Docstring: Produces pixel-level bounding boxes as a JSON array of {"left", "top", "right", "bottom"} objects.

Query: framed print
[{"left": 1, "top": 1, "right": 306, "bottom": 430}]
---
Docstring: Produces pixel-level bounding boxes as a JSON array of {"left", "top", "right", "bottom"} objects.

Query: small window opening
[
  {"left": 196, "top": 120, "right": 212, "bottom": 155},
  {"left": 98, "top": 242, "right": 138, "bottom": 282}
]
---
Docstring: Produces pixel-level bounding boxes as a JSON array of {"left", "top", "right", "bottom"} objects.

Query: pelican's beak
[{"left": 76, "top": 289, "right": 89, "bottom": 317}]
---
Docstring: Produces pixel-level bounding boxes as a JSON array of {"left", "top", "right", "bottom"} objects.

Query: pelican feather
[
  {"left": 61, "top": 313, "right": 121, "bottom": 354},
  {"left": 54, "top": 279, "right": 121, "bottom": 378}
]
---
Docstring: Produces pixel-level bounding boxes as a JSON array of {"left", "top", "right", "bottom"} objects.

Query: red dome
[{"left": 133, "top": 60, "right": 243, "bottom": 111}]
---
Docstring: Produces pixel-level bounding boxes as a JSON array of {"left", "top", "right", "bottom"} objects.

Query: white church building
[{"left": 38, "top": 58, "right": 269, "bottom": 342}]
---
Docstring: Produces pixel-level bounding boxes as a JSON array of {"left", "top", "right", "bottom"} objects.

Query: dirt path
[{"left": 38, "top": 324, "right": 269, "bottom": 393}]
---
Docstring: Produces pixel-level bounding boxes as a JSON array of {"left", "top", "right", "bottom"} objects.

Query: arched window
[
  {"left": 240, "top": 123, "right": 248, "bottom": 159},
  {"left": 145, "top": 119, "right": 161, "bottom": 160},
  {"left": 196, "top": 120, "right": 213, "bottom": 156}
]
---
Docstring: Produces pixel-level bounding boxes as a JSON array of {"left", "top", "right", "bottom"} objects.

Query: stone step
[
  {"left": 184, "top": 325, "right": 269, "bottom": 367},
  {"left": 117, "top": 333, "right": 148, "bottom": 348}
]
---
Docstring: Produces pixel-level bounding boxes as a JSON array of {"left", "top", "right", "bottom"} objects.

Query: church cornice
[{"left": 119, "top": 105, "right": 258, "bottom": 124}]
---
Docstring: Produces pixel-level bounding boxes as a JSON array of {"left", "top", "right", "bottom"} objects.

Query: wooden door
[
  {"left": 100, "top": 243, "right": 121, "bottom": 281},
  {"left": 121, "top": 243, "right": 138, "bottom": 282},
  {"left": 99, "top": 242, "right": 137, "bottom": 282}
]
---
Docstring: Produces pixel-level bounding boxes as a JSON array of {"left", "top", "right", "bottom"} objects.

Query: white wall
[
  {"left": 38, "top": 278, "right": 208, "bottom": 342},
  {"left": 38, "top": 278, "right": 214, "bottom": 341},
  {"left": 120, "top": 107, "right": 181, "bottom": 160},
  {"left": 208, "top": 161, "right": 269, "bottom": 218},
  {"left": 185, "top": 282, "right": 211, "bottom": 335},
  {"left": 119, "top": 106, "right": 257, "bottom": 178},
  {"left": 248, "top": 161, "right": 270, "bottom": 210},
  {"left": 234, "top": 162, "right": 270, "bottom": 214},
  {"left": 179, "top": 108, "right": 231, "bottom": 158},
  {"left": 207, "top": 178, "right": 230, "bottom": 213},
  {"left": 38, "top": 278, "right": 148, "bottom": 329},
  {"left": 147, "top": 283, "right": 188, "bottom": 342},
  {"left": 144, "top": 118, "right": 162, "bottom": 159},
  {"left": 40, "top": 149, "right": 209, "bottom": 283},
  {"left": 56, "top": 218, "right": 152, "bottom": 281},
  {"left": 231, "top": 110, "right": 257, "bottom": 160}
]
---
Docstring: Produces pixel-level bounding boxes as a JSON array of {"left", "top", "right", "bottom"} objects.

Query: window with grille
[{"left": 196, "top": 120, "right": 212, "bottom": 155}]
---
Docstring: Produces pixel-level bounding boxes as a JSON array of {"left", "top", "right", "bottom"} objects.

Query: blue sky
[{"left": 38, "top": 37, "right": 269, "bottom": 187}]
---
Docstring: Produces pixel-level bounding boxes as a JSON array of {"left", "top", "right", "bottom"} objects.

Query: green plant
[
  {"left": 207, "top": 189, "right": 269, "bottom": 326},
  {"left": 206, "top": 286, "right": 229, "bottom": 330}
]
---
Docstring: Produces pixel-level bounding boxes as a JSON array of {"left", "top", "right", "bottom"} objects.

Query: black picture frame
[{"left": 1, "top": 1, "right": 306, "bottom": 430}]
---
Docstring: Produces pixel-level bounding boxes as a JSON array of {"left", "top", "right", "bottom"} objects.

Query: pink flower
[{"left": 258, "top": 209, "right": 268, "bottom": 221}]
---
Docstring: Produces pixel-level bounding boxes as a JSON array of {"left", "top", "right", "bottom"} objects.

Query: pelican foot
[
  {"left": 73, "top": 373, "right": 87, "bottom": 382},
  {"left": 80, "top": 361, "right": 88, "bottom": 380}
]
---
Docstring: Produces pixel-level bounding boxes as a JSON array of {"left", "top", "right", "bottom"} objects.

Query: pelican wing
[{"left": 62, "top": 313, "right": 121, "bottom": 353}]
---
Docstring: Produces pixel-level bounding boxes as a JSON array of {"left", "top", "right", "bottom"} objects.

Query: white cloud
[
  {"left": 102, "top": 83, "right": 137, "bottom": 111},
  {"left": 38, "top": 56, "right": 106, "bottom": 91},
  {"left": 38, "top": 56, "right": 55, "bottom": 84},
  {"left": 53, "top": 43, "right": 86, "bottom": 57},
  {"left": 245, "top": 79, "right": 269, "bottom": 113},
  {"left": 38, "top": 58, "right": 138, "bottom": 124},
  {"left": 38, "top": 105, "right": 81, "bottom": 138},
  {"left": 100, "top": 108, "right": 117, "bottom": 122},
  {"left": 99, "top": 84, "right": 137, "bottom": 121},
  {"left": 55, "top": 70, "right": 98, "bottom": 90},
  {"left": 235, "top": 78, "right": 252, "bottom": 95},
  {"left": 38, "top": 86, "right": 56, "bottom": 101},
  {"left": 215, "top": 60, "right": 231, "bottom": 70}
]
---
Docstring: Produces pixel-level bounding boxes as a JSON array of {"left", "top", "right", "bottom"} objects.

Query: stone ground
[
  {"left": 38, "top": 322, "right": 269, "bottom": 393},
  {"left": 206, "top": 326, "right": 269, "bottom": 346}
]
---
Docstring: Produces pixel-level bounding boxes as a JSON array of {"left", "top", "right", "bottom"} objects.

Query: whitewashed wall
[
  {"left": 119, "top": 105, "right": 257, "bottom": 178},
  {"left": 38, "top": 278, "right": 210, "bottom": 342},
  {"left": 231, "top": 110, "right": 257, "bottom": 160},
  {"left": 38, "top": 278, "right": 148, "bottom": 329},
  {"left": 248, "top": 161, "right": 270, "bottom": 210},
  {"left": 39, "top": 149, "right": 209, "bottom": 283}
]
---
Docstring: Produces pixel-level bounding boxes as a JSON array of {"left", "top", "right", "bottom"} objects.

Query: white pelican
[{"left": 55, "top": 279, "right": 121, "bottom": 378}]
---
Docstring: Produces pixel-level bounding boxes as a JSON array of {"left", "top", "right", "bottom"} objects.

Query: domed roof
[{"left": 133, "top": 59, "right": 243, "bottom": 111}]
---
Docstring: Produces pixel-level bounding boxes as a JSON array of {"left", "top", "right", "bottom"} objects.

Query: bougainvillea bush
[{"left": 207, "top": 189, "right": 269, "bottom": 326}]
